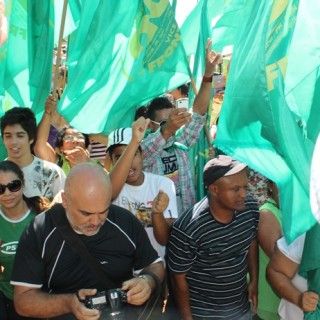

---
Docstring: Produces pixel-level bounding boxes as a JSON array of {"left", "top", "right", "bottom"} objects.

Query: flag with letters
[
  {"left": 59, "top": 0, "right": 190, "bottom": 134},
  {"left": 215, "top": 0, "right": 319, "bottom": 243}
]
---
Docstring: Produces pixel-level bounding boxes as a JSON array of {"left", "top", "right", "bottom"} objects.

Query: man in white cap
[{"left": 167, "top": 155, "right": 259, "bottom": 320}]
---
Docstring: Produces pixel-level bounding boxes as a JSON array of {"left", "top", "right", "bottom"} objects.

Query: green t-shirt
[
  {"left": 0, "top": 209, "right": 36, "bottom": 299},
  {"left": 258, "top": 198, "right": 282, "bottom": 320}
]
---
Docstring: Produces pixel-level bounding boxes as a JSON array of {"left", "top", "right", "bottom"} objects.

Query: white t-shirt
[
  {"left": 112, "top": 171, "right": 178, "bottom": 260},
  {"left": 22, "top": 156, "right": 66, "bottom": 200},
  {"left": 277, "top": 234, "right": 307, "bottom": 320}
]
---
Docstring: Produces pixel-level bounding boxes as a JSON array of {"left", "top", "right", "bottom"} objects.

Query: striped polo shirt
[{"left": 168, "top": 196, "right": 259, "bottom": 319}]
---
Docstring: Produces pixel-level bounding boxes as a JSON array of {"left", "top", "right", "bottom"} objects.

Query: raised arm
[
  {"left": 193, "top": 38, "right": 222, "bottom": 115},
  {"left": 109, "top": 117, "right": 149, "bottom": 200},
  {"left": 151, "top": 190, "right": 175, "bottom": 245},
  {"left": 33, "top": 95, "right": 58, "bottom": 163}
]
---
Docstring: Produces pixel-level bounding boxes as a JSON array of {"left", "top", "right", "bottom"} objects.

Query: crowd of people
[{"left": 0, "top": 36, "right": 319, "bottom": 320}]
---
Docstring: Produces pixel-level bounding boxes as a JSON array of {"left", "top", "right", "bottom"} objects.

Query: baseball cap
[
  {"left": 203, "top": 155, "right": 247, "bottom": 187},
  {"left": 106, "top": 127, "right": 132, "bottom": 152}
]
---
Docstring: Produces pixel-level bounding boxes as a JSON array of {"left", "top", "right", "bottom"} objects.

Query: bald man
[{"left": 11, "top": 163, "right": 164, "bottom": 320}]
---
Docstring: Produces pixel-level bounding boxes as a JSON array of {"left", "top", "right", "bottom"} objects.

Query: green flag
[
  {"left": 187, "top": 0, "right": 212, "bottom": 201},
  {"left": 59, "top": 0, "right": 190, "bottom": 134},
  {"left": 180, "top": 0, "right": 246, "bottom": 57},
  {"left": 27, "top": 0, "right": 54, "bottom": 115},
  {"left": 181, "top": 0, "right": 245, "bottom": 201},
  {"left": 0, "top": 0, "right": 80, "bottom": 160},
  {"left": 214, "top": 0, "right": 317, "bottom": 243},
  {"left": 292, "top": 1, "right": 320, "bottom": 318},
  {"left": 0, "top": 0, "right": 29, "bottom": 112}
]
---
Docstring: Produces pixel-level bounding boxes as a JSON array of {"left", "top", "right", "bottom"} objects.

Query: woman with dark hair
[
  {"left": 34, "top": 95, "right": 93, "bottom": 175},
  {"left": 0, "top": 160, "right": 50, "bottom": 319}
]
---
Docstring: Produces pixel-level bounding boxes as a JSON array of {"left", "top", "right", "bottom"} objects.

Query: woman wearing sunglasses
[
  {"left": 0, "top": 160, "right": 50, "bottom": 319},
  {"left": 34, "top": 95, "right": 97, "bottom": 176}
]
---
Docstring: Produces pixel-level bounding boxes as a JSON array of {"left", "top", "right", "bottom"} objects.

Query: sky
[{"left": 173, "top": 0, "right": 198, "bottom": 27}]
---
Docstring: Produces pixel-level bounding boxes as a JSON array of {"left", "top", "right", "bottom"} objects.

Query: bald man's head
[
  {"left": 62, "top": 163, "right": 112, "bottom": 236},
  {"left": 65, "top": 162, "right": 111, "bottom": 195}
]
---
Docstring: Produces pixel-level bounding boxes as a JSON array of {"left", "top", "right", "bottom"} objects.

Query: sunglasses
[
  {"left": 0, "top": 180, "right": 22, "bottom": 195},
  {"left": 150, "top": 120, "right": 167, "bottom": 127},
  {"left": 64, "top": 133, "right": 85, "bottom": 142}
]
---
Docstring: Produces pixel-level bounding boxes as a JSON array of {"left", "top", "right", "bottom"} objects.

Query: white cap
[{"left": 107, "top": 128, "right": 132, "bottom": 152}]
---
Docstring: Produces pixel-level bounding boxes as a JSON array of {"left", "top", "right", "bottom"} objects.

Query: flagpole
[{"left": 52, "top": 0, "right": 68, "bottom": 99}]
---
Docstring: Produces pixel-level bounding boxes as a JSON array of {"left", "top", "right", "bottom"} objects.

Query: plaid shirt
[{"left": 141, "top": 113, "right": 206, "bottom": 214}]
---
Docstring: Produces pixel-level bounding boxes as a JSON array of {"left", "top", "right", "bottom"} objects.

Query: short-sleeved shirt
[
  {"left": 168, "top": 196, "right": 259, "bottom": 319},
  {"left": 11, "top": 204, "right": 159, "bottom": 293},
  {"left": 277, "top": 235, "right": 306, "bottom": 320},
  {"left": 0, "top": 209, "right": 35, "bottom": 299},
  {"left": 22, "top": 156, "right": 66, "bottom": 200},
  {"left": 112, "top": 171, "right": 178, "bottom": 260}
]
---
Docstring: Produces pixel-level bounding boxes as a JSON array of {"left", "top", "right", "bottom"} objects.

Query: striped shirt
[{"left": 168, "top": 196, "right": 259, "bottom": 319}]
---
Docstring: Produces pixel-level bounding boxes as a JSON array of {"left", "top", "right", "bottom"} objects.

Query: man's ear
[
  {"left": 148, "top": 122, "right": 154, "bottom": 131},
  {"left": 61, "top": 191, "right": 68, "bottom": 209},
  {"left": 29, "top": 138, "right": 34, "bottom": 146},
  {"left": 208, "top": 183, "right": 218, "bottom": 197}
]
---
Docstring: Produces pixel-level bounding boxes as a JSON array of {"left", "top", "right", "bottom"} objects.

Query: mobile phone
[{"left": 176, "top": 98, "right": 189, "bottom": 109}]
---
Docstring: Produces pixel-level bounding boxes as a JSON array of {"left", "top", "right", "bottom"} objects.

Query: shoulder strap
[{"left": 49, "top": 204, "right": 117, "bottom": 289}]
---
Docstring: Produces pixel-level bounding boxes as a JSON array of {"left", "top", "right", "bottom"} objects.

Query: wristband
[
  {"left": 202, "top": 75, "right": 213, "bottom": 83},
  {"left": 140, "top": 270, "right": 162, "bottom": 293},
  {"left": 138, "top": 274, "right": 152, "bottom": 290}
]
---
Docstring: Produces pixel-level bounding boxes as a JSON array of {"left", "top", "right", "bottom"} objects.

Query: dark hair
[
  {"left": 177, "top": 83, "right": 190, "bottom": 96},
  {"left": 108, "top": 144, "right": 142, "bottom": 158},
  {"left": 134, "top": 106, "right": 147, "bottom": 120},
  {"left": 0, "top": 160, "right": 50, "bottom": 214},
  {"left": 0, "top": 107, "right": 37, "bottom": 149},
  {"left": 146, "top": 97, "right": 174, "bottom": 120},
  {"left": 54, "top": 125, "right": 90, "bottom": 149}
]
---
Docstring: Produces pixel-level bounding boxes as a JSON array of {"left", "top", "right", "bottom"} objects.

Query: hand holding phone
[{"left": 176, "top": 98, "right": 189, "bottom": 109}]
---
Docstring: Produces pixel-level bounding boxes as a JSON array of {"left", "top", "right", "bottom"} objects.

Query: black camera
[{"left": 84, "top": 289, "right": 127, "bottom": 313}]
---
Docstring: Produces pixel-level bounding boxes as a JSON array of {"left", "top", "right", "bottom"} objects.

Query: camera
[{"left": 84, "top": 289, "right": 127, "bottom": 312}]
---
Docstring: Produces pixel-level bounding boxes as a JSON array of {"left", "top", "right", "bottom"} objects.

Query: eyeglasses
[
  {"left": 0, "top": 180, "right": 22, "bottom": 195},
  {"left": 150, "top": 120, "right": 167, "bottom": 127},
  {"left": 64, "top": 133, "right": 85, "bottom": 142}
]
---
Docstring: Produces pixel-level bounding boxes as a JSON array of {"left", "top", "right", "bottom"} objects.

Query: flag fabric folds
[
  {"left": 214, "top": 0, "right": 318, "bottom": 243},
  {"left": 58, "top": 0, "right": 190, "bottom": 134},
  {"left": 300, "top": 133, "right": 320, "bottom": 319}
]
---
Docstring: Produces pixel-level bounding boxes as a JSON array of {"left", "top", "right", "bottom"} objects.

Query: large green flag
[
  {"left": 0, "top": 0, "right": 29, "bottom": 113},
  {"left": 180, "top": 0, "right": 246, "bottom": 57},
  {"left": 0, "top": 0, "right": 56, "bottom": 116},
  {"left": 180, "top": 0, "right": 246, "bottom": 201},
  {"left": 0, "top": 0, "right": 80, "bottom": 160},
  {"left": 214, "top": 0, "right": 318, "bottom": 243},
  {"left": 187, "top": 0, "right": 212, "bottom": 201},
  {"left": 58, "top": 0, "right": 190, "bottom": 134},
  {"left": 291, "top": 0, "right": 320, "bottom": 318}
]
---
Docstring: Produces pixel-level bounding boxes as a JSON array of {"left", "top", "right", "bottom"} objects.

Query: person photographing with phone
[{"left": 142, "top": 39, "right": 221, "bottom": 215}]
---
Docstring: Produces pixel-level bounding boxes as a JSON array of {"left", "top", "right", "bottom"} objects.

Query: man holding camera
[{"left": 11, "top": 163, "right": 164, "bottom": 320}]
